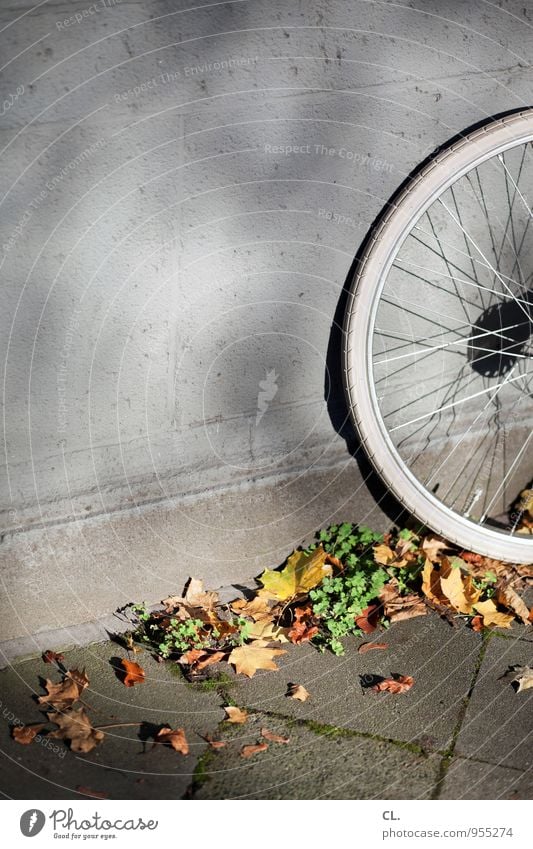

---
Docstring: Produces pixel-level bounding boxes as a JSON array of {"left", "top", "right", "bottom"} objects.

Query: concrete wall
[{"left": 1, "top": 0, "right": 531, "bottom": 644}]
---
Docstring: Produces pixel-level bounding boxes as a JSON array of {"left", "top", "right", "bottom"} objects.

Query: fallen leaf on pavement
[
  {"left": 508, "top": 665, "right": 533, "bottom": 693},
  {"left": 378, "top": 582, "right": 427, "bottom": 622},
  {"left": 439, "top": 558, "right": 480, "bottom": 614},
  {"left": 230, "top": 596, "right": 273, "bottom": 622},
  {"left": 261, "top": 727, "right": 290, "bottom": 744},
  {"left": 247, "top": 619, "right": 290, "bottom": 643},
  {"left": 358, "top": 642, "right": 389, "bottom": 654},
  {"left": 121, "top": 659, "right": 145, "bottom": 687},
  {"left": 12, "top": 724, "right": 46, "bottom": 745},
  {"left": 228, "top": 642, "right": 286, "bottom": 678},
  {"left": 422, "top": 559, "right": 448, "bottom": 606},
  {"left": 497, "top": 585, "right": 530, "bottom": 624},
  {"left": 473, "top": 600, "right": 514, "bottom": 629},
  {"left": 287, "top": 683, "right": 310, "bottom": 701},
  {"left": 154, "top": 726, "right": 189, "bottom": 754},
  {"left": 371, "top": 675, "right": 414, "bottom": 695},
  {"left": 355, "top": 604, "right": 381, "bottom": 634},
  {"left": 421, "top": 535, "right": 449, "bottom": 561},
  {"left": 241, "top": 742, "right": 269, "bottom": 758},
  {"left": 471, "top": 615, "right": 485, "bottom": 632},
  {"left": 224, "top": 706, "right": 248, "bottom": 724},
  {"left": 38, "top": 670, "right": 88, "bottom": 710},
  {"left": 202, "top": 734, "right": 227, "bottom": 750},
  {"left": 42, "top": 650, "right": 65, "bottom": 665},
  {"left": 258, "top": 547, "right": 331, "bottom": 601},
  {"left": 48, "top": 708, "right": 105, "bottom": 753},
  {"left": 76, "top": 786, "right": 109, "bottom": 799},
  {"left": 373, "top": 543, "right": 396, "bottom": 566},
  {"left": 288, "top": 605, "right": 319, "bottom": 644},
  {"left": 178, "top": 649, "right": 225, "bottom": 671}
]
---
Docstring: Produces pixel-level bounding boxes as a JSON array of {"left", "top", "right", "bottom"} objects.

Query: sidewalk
[{"left": 1, "top": 611, "right": 531, "bottom": 800}]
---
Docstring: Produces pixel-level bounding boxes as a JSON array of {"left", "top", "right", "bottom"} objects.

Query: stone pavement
[{"left": 0, "top": 613, "right": 531, "bottom": 800}]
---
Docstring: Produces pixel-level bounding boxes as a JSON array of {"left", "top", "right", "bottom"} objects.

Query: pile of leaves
[{"left": 125, "top": 522, "right": 533, "bottom": 671}]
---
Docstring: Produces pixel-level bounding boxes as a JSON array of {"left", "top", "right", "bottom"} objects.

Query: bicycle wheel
[{"left": 343, "top": 109, "right": 533, "bottom": 563}]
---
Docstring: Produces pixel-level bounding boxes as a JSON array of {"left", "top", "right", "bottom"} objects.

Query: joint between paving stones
[{"left": 430, "top": 633, "right": 490, "bottom": 800}]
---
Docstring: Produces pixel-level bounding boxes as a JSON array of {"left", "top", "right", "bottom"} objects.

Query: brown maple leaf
[
  {"left": 154, "top": 726, "right": 189, "bottom": 754},
  {"left": 12, "top": 724, "right": 46, "bottom": 745},
  {"left": 178, "top": 649, "right": 225, "bottom": 672},
  {"left": 48, "top": 708, "right": 105, "bottom": 753},
  {"left": 38, "top": 669, "right": 88, "bottom": 710},
  {"left": 121, "top": 659, "right": 145, "bottom": 687},
  {"left": 241, "top": 742, "right": 269, "bottom": 758},
  {"left": 202, "top": 734, "right": 227, "bottom": 750}
]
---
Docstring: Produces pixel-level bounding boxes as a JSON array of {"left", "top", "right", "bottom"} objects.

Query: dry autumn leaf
[
  {"left": 202, "top": 734, "right": 227, "bottom": 750},
  {"left": 258, "top": 547, "right": 331, "bottom": 601},
  {"left": 439, "top": 559, "right": 481, "bottom": 614},
  {"left": 38, "top": 670, "right": 88, "bottom": 710},
  {"left": 510, "top": 665, "right": 533, "bottom": 693},
  {"left": 473, "top": 599, "right": 514, "bottom": 629},
  {"left": 42, "top": 650, "right": 65, "bottom": 665},
  {"left": 241, "top": 742, "right": 269, "bottom": 758},
  {"left": 154, "top": 726, "right": 189, "bottom": 755},
  {"left": 247, "top": 619, "right": 290, "bottom": 643},
  {"left": 421, "top": 535, "right": 449, "bottom": 561},
  {"left": 178, "top": 649, "right": 226, "bottom": 671},
  {"left": 224, "top": 706, "right": 248, "bottom": 724},
  {"left": 261, "top": 727, "right": 290, "bottom": 744},
  {"left": 121, "top": 659, "right": 145, "bottom": 687},
  {"left": 288, "top": 605, "right": 319, "bottom": 645},
  {"left": 358, "top": 642, "right": 389, "bottom": 654},
  {"left": 287, "top": 683, "right": 310, "bottom": 701},
  {"left": 355, "top": 604, "right": 380, "bottom": 634},
  {"left": 371, "top": 675, "right": 414, "bottom": 695},
  {"left": 48, "top": 708, "right": 105, "bottom": 754},
  {"left": 76, "top": 786, "right": 109, "bottom": 799},
  {"left": 230, "top": 596, "right": 273, "bottom": 622},
  {"left": 228, "top": 642, "right": 287, "bottom": 678},
  {"left": 12, "top": 724, "right": 46, "bottom": 745},
  {"left": 497, "top": 585, "right": 530, "bottom": 625},
  {"left": 163, "top": 578, "right": 218, "bottom": 612}
]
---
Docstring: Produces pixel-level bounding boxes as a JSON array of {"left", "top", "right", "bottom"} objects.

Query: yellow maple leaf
[
  {"left": 228, "top": 642, "right": 287, "bottom": 678},
  {"left": 258, "top": 547, "right": 331, "bottom": 601},
  {"left": 473, "top": 599, "right": 514, "bottom": 628},
  {"left": 439, "top": 561, "right": 480, "bottom": 614}
]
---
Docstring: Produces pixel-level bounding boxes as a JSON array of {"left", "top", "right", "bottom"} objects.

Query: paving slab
[
  {"left": 191, "top": 713, "right": 441, "bottom": 800},
  {"left": 453, "top": 636, "right": 533, "bottom": 772},
  {"left": 0, "top": 643, "right": 224, "bottom": 799},
  {"left": 439, "top": 757, "right": 533, "bottom": 800},
  {"left": 228, "top": 613, "right": 482, "bottom": 752}
]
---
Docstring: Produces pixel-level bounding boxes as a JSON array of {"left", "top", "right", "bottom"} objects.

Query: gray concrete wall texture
[{"left": 1, "top": 0, "right": 531, "bottom": 644}]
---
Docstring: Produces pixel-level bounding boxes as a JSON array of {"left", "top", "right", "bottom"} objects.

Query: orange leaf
[
  {"left": 154, "top": 726, "right": 189, "bottom": 754},
  {"left": 358, "top": 642, "right": 389, "bottom": 654},
  {"left": 261, "top": 727, "right": 290, "bottom": 744},
  {"left": 371, "top": 675, "right": 414, "bottom": 695},
  {"left": 121, "top": 659, "right": 145, "bottom": 687},
  {"left": 288, "top": 605, "right": 319, "bottom": 644},
  {"left": 12, "top": 724, "right": 46, "bottom": 745},
  {"left": 76, "top": 786, "right": 109, "bottom": 799},
  {"left": 355, "top": 604, "right": 380, "bottom": 634},
  {"left": 241, "top": 742, "right": 269, "bottom": 758},
  {"left": 202, "top": 734, "right": 227, "bottom": 750},
  {"left": 471, "top": 615, "right": 485, "bottom": 632}
]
